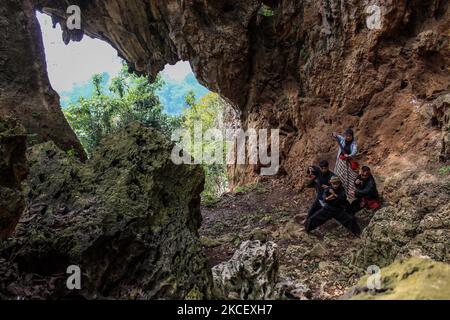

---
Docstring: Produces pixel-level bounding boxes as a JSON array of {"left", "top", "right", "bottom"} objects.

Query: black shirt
[
  {"left": 322, "top": 186, "right": 347, "bottom": 210},
  {"left": 354, "top": 175, "right": 379, "bottom": 200},
  {"left": 307, "top": 166, "right": 335, "bottom": 200}
]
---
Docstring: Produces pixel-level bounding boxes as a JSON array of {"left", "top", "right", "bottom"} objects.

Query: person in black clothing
[
  {"left": 349, "top": 166, "right": 381, "bottom": 214},
  {"left": 305, "top": 176, "right": 361, "bottom": 236},
  {"left": 306, "top": 160, "right": 335, "bottom": 218}
]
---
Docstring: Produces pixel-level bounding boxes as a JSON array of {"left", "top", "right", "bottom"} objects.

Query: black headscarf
[{"left": 343, "top": 128, "right": 354, "bottom": 155}]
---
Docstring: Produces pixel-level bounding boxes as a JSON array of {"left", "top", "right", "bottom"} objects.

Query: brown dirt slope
[{"left": 200, "top": 179, "right": 373, "bottom": 300}]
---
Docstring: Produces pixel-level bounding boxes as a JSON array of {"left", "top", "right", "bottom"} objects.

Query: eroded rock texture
[
  {"left": 0, "top": 0, "right": 84, "bottom": 159},
  {"left": 345, "top": 257, "right": 450, "bottom": 300},
  {"left": 356, "top": 170, "right": 450, "bottom": 268},
  {"left": 0, "top": 124, "right": 212, "bottom": 299},
  {"left": 32, "top": 0, "right": 450, "bottom": 186},
  {"left": 432, "top": 94, "right": 450, "bottom": 162},
  {"left": 212, "top": 240, "right": 279, "bottom": 299},
  {"left": 0, "top": 118, "right": 28, "bottom": 240}
]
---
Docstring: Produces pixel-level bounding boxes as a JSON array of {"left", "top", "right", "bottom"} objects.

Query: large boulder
[
  {"left": 344, "top": 257, "right": 450, "bottom": 300},
  {"left": 0, "top": 123, "right": 212, "bottom": 299},
  {"left": 0, "top": 117, "right": 28, "bottom": 240},
  {"left": 356, "top": 170, "right": 450, "bottom": 268},
  {"left": 212, "top": 240, "right": 279, "bottom": 299}
]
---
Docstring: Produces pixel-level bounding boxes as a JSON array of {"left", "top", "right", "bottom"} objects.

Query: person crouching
[
  {"left": 349, "top": 166, "right": 381, "bottom": 215},
  {"left": 305, "top": 160, "right": 335, "bottom": 219},
  {"left": 304, "top": 176, "right": 361, "bottom": 236}
]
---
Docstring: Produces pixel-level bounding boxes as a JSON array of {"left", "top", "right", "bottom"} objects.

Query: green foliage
[
  {"left": 438, "top": 166, "right": 450, "bottom": 175},
  {"left": 156, "top": 73, "right": 209, "bottom": 115},
  {"left": 59, "top": 72, "right": 110, "bottom": 108},
  {"left": 259, "top": 4, "right": 275, "bottom": 17},
  {"left": 66, "top": 148, "right": 76, "bottom": 158},
  {"left": 181, "top": 92, "right": 229, "bottom": 201},
  {"left": 200, "top": 236, "right": 222, "bottom": 248},
  {"left": 64, "top": 67, "right": 180, "bottom": 156},
  {"left": 260, "top": 215, "right": 273, "bottom": 225},
  {"left": 201, "top": 194, "right": 221, "bottom": 207},
  {"left": 59, "top": 72, "right": 209, "bottom": 114},
  {"left": 32, "top": 111, "right": 41, "bottom": 119}
]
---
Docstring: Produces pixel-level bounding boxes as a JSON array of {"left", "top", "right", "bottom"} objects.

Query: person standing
[{"left": 333, "top": 128, "right": 359, "bottom": 198}]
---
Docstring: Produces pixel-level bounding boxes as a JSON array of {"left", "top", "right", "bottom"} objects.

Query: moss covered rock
[
  {"left": 0, "top": 123, "right": 212, "bottom": 299},
  {"left": 212, "top": 240, "right": 279, "bottom": 299},
  {"left": 356, "top": 170, "right": 450, "bottom": 268},
  {"left": 0, "top": 117, "right": 28, "bottom": 240},
  {"left": 344, "top": 257, "right": 450, "bottom": 300}
]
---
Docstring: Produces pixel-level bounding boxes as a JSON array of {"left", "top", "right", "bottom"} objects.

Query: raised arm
[{"left": 332, "top": 133, "right": 345, "bottom": 149}]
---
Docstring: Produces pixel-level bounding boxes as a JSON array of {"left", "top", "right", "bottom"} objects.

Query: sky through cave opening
[{"left": 36, "top": 11, "right": 210, "bottom": 115}]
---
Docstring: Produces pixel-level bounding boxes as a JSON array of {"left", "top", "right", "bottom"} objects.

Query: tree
[
  {"left": 181, "top": 91, "right": 230, "bottom": 202},
  {"left": 64, "top": 67, "right": 180, "bottom": 156}
]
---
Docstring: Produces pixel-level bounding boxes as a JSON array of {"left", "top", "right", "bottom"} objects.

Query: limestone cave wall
[{"left": 0, "top": 0, "right": 85, "bottom": 159}]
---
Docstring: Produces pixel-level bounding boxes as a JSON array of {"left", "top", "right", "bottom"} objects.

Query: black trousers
[
  {"left": 350, "top": 198, "right": 364, "bottom": 215},
  {"left": 305, "top": 207, "right": 361, "bottom": 236},
  {"left": 308, "top": 198, "right": 322, "bottom": 218}
]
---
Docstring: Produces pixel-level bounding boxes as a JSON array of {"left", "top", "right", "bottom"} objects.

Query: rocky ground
[
  {"left": 0, "top": 123, "right": 448, "bottom": 299},
  {"left": 200, "top": 179, "right": 375, "bottom": 300},
  {"left": 201, "top": 164, "right": 450, "bottom": 300}
]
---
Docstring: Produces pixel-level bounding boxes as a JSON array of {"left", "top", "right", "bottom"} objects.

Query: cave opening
[
  {"left": 36, "top": 11, "right": 210, "bottom": 115},
  {"left": 36, "top": 10, "right": 236, "bottom": 200}
]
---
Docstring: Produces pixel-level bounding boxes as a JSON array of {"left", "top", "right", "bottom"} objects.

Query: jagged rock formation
[
  {"left": 0, "top": 0, "right": 84, "bottom": 159},
  {"left": 211, "top": 240, "right": 312, "bottom": 300},
  {"left": 212, "top": 240, "right": 279, "bottom": 299},
  {"left": 356, "top": 170, "right": 450, "bottom": 268},
  {"left": 430, "top": 94, "right": 450, "bottom": 162},
  {"left": 344, "top": 257, "right": 450, "bottom": 300},
  {"left": 27, "top": 0, "right": 450, "bottom": 187},
  {"left": 0, "top": 124, "right": 212, "bottom": 299},
  {"left": 0, "top": 118, "right": 28, "bottom": 240}
]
